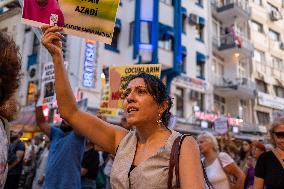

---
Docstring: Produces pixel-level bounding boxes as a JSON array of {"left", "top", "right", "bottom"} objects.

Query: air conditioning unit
[
  {"left": 270, "top": 10, "right": 280, "bottom": 21},
  {"left": 188, "top": 13, "right": 198, "bottom": 25},
  {"left": 279, "top": 42, "right": 284, "bottom": 50}
]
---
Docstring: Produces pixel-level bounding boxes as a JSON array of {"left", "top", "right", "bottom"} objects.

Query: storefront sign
[
  {"left": 258, "top": 92, "right": 284, "bottom": 110},
  {"left": 194, "top": 111, "right": 243, "bottom": 126},
  {"left": 173, "top": 74, "right": 207, "bottom": 93},
  {"left": 82, "top": 40, "right": 96, "bottom": 88}
]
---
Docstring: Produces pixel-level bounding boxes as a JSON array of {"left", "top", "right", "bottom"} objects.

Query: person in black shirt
[
  {"left": 81, "top": 140, "right": 99, "bottom": 189},
  {"left": 4, "top": 130, "right": 25, "bottom": 189},
  {"left": 254, "top": 118, "right": 284, "bottom": 189}
]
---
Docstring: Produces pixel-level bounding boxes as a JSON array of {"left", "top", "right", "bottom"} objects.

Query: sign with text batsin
[
  {"left": 22, "top": 0, "right": 120, "bottom": 44},
  {"left": 108, "top": 64, "right": 161, "bottom": 109}
]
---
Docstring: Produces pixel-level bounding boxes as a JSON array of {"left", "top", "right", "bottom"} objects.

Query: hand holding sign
[{"left": 41, "top": 26, "right": 64, "bottom": 57}]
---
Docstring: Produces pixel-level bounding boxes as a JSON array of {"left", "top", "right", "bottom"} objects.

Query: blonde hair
[
  {"left": 270, "top": 117, "right": 284, "bottom": 145},
  {"left": 197, "top": 131, "right": 219, "bottom": 152}
]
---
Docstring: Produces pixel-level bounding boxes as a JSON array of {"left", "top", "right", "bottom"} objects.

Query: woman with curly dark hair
[
  {"left": 41, "top": 25, "right": 205, "bottom": 188},
  {"left": 0, "top": 31, "right": 21, "bottom": 189}
]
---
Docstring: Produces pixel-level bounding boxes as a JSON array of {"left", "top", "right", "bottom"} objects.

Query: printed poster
[
  {"left": 38, "top": 61, "right": 68, "bottom": 107},
  {"left": 108, "top": 64, "right": 161, "bottom": 109},
  {"left": 214, "top": 116, "right": 228, "bottom": 135},
  {"left": 22, "top": 0, "right": 120, "bottom": 44}
]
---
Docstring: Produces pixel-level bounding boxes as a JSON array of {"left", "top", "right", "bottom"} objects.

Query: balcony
[
  {"left": 211, "top": 0, "right": 251, "bottom": 23},
  {"left": 212, "top": 33, "right": 253, "bottom": 59},
  {"left": 0, "top": 0, "right": 20, "bottom": 21},
  {"left": 213, "top": 75, "right": 256, "bottom": 99}
]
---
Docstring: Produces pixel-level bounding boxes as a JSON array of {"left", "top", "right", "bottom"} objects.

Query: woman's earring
[{"left": 157, "top": 113, "right": 163, "bottom": 127}]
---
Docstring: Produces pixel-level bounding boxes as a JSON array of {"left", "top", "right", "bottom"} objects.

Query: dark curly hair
[
  {"left": 122, "top": 72, "right": 173, "bottom": 127},
  {"left": 0, "top": 31, "right": 21, "bottom": 107}
]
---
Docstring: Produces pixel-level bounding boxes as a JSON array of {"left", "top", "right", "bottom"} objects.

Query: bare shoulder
[{"left": 180, "top": 135, "right": 199, "bottom": 153}]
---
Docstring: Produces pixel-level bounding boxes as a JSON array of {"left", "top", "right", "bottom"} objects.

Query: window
[
  {"left": 26, "top": 81, "right": 38, "bottom": 105},
  {"left": 254, "top": 0, "right": 262, "bottom": 6},
  {"left": 160, "top": 0, "right": 172, "bottom": 5},
  {"left": 253, "top": 49, "right": 265, "bottom": 63},
  {"left": 251, "top": 20, "right": 263, "bottom": 33},
  {"left": 32, "top": 34, "right": 40, "bottom": 54},
  {"left": 182, "top": 13, "right": 187, "bottom": 33},
  {"left": 269, "top": 29, "right": 280, "bottom": 41},
  {"left": 238, "top": 60, "right": 248, "bottom": 78},
  {"left": 182, "top": 54, "right": 187, "bottom": 73},
  {"left": 140, "top": 21, "right": 152, "bottom": 44},
  {"left": 196, "top": 0, "right": 203, "bottom": 7},
  {"left": 196, "top": 61, "right": 205, "bottom": 79},
  {"left": 272, "top": 56, "right": 283, "bottom": 69},
  {"left": 214, "top": 94, "right": 225, "bottom": 114},
  {"left": 197, "top": 93, "right": 205, "bottom": 111},
  {"left": 274, "top": 86, "right": 284, "bottom": 98},
  {"left": 158, "top": 37, "right": 173, "bottom": 51},
  {"left": 175, "top": 87, "right": 184, "bottom": 118},
  {"left": 129, "top": 22, "right": 134, "bottom": 46},
  {"left": 195, "top": 24, "right": 204, "bottom": 42},
  {"left": 257, "top": 111, "right": 270, "bottom": 125},
  {"left": 212, "top": 57, "right": 224, "bottom": 78},
  {"left": 105, "top": 26, "right": 120, "bottom": 52},
  {"left": 239, "top": 100, "right": 249, "bottom": 121},
  {"left": 256, "top": 79, "right": 267, "bottom": 93}
]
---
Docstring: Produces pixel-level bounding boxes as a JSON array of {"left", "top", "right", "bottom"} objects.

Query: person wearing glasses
[{"left": 254, "top": 118, "right": 284, "bottom": 189}]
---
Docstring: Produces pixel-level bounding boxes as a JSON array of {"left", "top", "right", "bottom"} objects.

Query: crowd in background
[{"left": 4, "top": 118, "right": 274, "bottom": 189}]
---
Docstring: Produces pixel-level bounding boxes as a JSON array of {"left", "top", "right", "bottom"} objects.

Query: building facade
[
  {"left": 249, "top": 0, "right": 284, "bottom": 129},
  {"left": 2, "top": 0, "right": 283, "bottom": 140}
]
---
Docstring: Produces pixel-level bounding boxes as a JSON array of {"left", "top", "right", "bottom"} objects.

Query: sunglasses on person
[{"left": 273, "top": 132, "right": 284, "bottom": 139}]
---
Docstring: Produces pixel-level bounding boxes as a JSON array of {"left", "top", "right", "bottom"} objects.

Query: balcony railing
[
  {"left": 216, "top": 33, "right": 253, "bottom": 53},
  {"left": 211, "top": 0, "right": 250, "bottom": 14},
  {"left": 213, "top": 75, "right": 256, "bottom": 90}
]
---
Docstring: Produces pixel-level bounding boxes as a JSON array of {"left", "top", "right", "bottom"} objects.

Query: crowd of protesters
[
  {"left": 1, "top": 27, "right": 284, "bottom": 189},
  {"left": 2, "top": 117, "right": 279, "bottom": 189}
]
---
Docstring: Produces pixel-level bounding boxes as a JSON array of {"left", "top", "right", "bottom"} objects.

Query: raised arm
[{"left": 41, "top": 26, "right": 127, "bottom": 154}]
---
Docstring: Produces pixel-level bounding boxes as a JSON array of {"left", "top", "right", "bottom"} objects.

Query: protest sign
[
  {"left": 108, "top": 64, "right": 161, "bottom": 109},
  {"left": 214, "top": 116, "right": 229, "bottom": 135},
  {"left": 22, "top": 0, "right": 120, "bottom": 44},
  {"left": 38, "top": 61, "right": 68, "bottom": 107}
]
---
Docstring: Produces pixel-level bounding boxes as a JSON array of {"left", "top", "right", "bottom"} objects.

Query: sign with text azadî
[{"left": 22, "top": 0, "right": 119, "bottom": 43}]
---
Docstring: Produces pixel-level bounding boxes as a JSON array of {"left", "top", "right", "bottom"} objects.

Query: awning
[
  {"left": 198, "top": 16, "right": 205, "bottom": 26},
  {"left": 196, "top": 51, "right": 206, "bottom": 62},
  {"left": 159, "top": 23, "right": 174, "bottom": 41},
  {"left": 115, "top": 19, "right": 122, "bottom": 29},
  {"left": 181, "top": 7, "right": 187, "bottom": 15},
  {"left": 182, "top": 46, "right": 187, "bottom": 57}
]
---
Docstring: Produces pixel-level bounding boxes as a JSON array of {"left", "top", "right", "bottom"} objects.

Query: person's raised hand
[{"left": 41, "top": 25, "right": 64, "bottom": 57}]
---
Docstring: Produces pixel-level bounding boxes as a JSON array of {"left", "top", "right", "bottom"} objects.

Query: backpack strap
[
  {"left": 167, "top": 134, "right": 190, "bottom": 189},
  {"left": 168, "top": 134, "right": 214, "bottom": 189}
]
